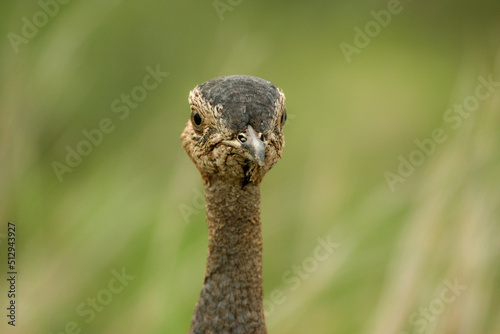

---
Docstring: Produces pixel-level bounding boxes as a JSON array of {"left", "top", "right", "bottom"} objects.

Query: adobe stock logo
[
  {"left": 340, "top": 0, "right": 406, "bottom": 64},
  {"left": 212, "top": 0, "right": 242, "bottom": 21},
  {"left": 179, "top": 187, "right": 205, "bottom": 224},
  {"left": 48, "top": 267, "right": 135, "bottom": 334},
  {"left": 7, "top": 0, "right": 72, "bottom": 54},
  {"left": 385, "top": 74, "right": 500, "bottom": 192},
  {"left": 51, "top": 64, "right": 169, "bottom": 182},
  {"left": 264, "top": 234, "right": 339, "bottom": 317},
  {"left": 400, "top": 278, "right": 467, "bottom": 334}
]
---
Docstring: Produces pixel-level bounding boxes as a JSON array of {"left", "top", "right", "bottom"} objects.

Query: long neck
[{"left": 189, "top": 177, "right": 267, "bottom": 334}]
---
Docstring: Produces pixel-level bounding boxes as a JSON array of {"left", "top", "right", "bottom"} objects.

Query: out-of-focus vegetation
[{"left": 1, "top": 1, "right": 499, "bottom": 333}]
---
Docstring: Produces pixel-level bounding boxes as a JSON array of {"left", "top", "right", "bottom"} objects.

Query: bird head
[{"left": 181, "top": 75, "right": 286, "bottom": 186}]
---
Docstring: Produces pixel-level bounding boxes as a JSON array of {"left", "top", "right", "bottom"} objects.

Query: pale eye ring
[{"left": 191, "top": 109, "right": 203, "bottom": 132}]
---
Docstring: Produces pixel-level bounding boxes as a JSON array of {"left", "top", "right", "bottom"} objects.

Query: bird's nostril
[{"left": 237, "top": 134, "right": 247, "bottom": 143}]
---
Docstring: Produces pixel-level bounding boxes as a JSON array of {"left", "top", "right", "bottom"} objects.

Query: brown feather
[{"left": 181, "top": 75, "right": 286, "bottom": 333}]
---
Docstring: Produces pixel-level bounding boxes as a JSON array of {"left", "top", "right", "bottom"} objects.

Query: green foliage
[{"left": 0, "top": 1, "right": 499, "bottom": 333}]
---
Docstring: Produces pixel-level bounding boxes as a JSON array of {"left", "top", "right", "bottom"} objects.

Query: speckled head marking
[
  {"left": 181, "top": 75, "right": 286, "bottom": 333},
  {"left": 181, "top": 75, "right": 286, "bottom": 186}
]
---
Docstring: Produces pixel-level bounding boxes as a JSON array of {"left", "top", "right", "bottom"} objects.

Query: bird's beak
[
  {"left": 221, "top": 125, "right": 266, "bottom": 166},
  {"left": 242, "top": 125, "right": 266, "bottom": 166}
]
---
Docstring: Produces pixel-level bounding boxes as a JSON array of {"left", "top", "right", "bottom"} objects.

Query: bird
[{"left": 180, "top": 75, "right": 287, "bottom": 334}]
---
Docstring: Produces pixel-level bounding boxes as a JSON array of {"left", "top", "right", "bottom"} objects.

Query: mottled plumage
[{"left": 180, "top": 75, "right": 286, "bottom": 333}]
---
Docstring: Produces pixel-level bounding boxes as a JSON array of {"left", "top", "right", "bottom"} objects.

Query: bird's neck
[{"left": 190, "top": 177, "right": 267, "bottom": 334}]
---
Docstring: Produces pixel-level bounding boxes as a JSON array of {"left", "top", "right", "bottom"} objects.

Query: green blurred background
[{"left": 1, "top": 1, "right": 499, "bottom": 333}]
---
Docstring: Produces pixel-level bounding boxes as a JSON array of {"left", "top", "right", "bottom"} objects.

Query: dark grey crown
[{"left": 198, "top": 75, "right": 280, "bottom": 134}]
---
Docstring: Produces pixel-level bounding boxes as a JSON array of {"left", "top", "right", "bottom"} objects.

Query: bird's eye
[
  {"left": 191, "top": 110, "right": 203, "bottom": 132},
  {"left": 193, "top": 112, "right": 202, "bottom": 125},
  {"left": 280, "top": 110, "right": 287, "bottom": 126},
  {"left": 237, "top": 134, "right": 247, "bottom": 143}
]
